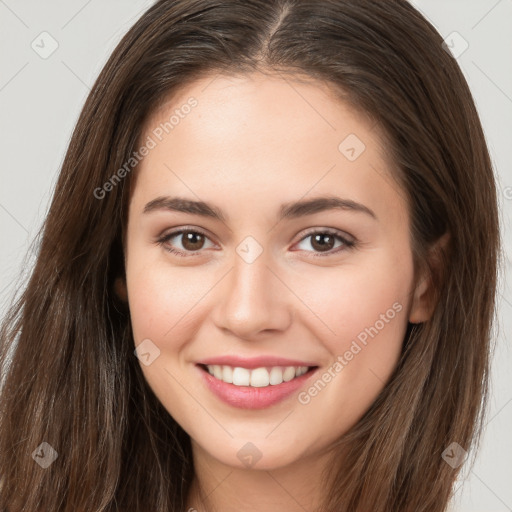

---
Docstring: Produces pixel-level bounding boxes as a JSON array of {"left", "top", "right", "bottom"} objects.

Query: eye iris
[
  {"left": 182, "top": 231, "right": 205, "bottom": 251},
  {"left": 311, "top": 233, "right": 335, "bottom": 252}
]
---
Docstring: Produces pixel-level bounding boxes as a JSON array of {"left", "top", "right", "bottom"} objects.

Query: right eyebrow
[{"left": 143, "top": 196, "right": 227, "bottom": 222}]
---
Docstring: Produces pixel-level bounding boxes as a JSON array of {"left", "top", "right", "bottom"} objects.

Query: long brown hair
[{"left": 0, "top": 0, "right": 501, "bottom": 510}]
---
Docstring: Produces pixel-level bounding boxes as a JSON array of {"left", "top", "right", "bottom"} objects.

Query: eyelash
[{"left": 156, "top": 227, "right": 357, "bottom": 258}]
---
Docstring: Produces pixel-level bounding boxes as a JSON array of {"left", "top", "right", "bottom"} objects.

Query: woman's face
[{"left": 124, "top": 72, "right": 427, "bottom": 471}]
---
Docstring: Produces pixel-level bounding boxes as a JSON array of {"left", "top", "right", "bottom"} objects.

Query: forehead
[
  {"left": 131, "top": 72, "right": 406, "bottom": 226},
  {"left": 144, "top": 71, "right": 376, "bottom": 151}
]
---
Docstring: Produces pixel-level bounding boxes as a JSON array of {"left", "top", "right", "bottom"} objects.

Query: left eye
[{"left": 294, "top": 230, "right": 355, "bottom": 256}]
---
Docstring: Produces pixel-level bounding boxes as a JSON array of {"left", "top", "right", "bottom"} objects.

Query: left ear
[
  {"left": 408, "top": 232, "right": 450, "bottom": 324},
  {"left": 114, "top": 275, "right": 128, "bottom": 303}
]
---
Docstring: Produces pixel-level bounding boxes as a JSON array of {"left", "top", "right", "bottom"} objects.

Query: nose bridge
[{"left": 213, "top": 243, "right": 292, "bottom": 338}]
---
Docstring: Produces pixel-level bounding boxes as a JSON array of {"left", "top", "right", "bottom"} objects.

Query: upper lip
[{"left": 196, "top": 355, "right": 318, "bottom": 369}]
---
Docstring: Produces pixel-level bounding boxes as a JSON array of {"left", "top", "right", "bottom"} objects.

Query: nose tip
[{"left": 212, "top": 256, "right": 293, "bottom": 340}]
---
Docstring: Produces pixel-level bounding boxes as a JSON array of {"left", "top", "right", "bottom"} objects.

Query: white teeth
[
  {"left": 222, "top": 365, "right": 233, "bottom": 383},
  {"left": 296, "top": 366, "right": 308, "bottom": 377},
  {"left": 269, "top": 366, "right": 284, "bottom": 385},
  {"left": 213, "top": 365, "right": 223, "bottom": 380},
  {"left": 232, "top": 367, "right": 250, "bottom": 386},
  {"left": 250, "top": 367, "right": 270, "bottom": 387},
  {"left": 283, "top": 366, "right": 296, "bottom": 382},
  {"left": 205, "top": 364, "right": 311, "bottom": 387}
]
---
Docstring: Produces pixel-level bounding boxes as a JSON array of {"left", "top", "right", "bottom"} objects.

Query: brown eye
[
  {"left": 157, "top": 228, "right": 215, "bottom": 257},
  {"left": 294, "top": 229, "right": 356, "bottom": 257},
  {"left": 310, "top": 233, "right": 336, "bottom": 252},
  {"left": 181, "top": 231, "right": 206, "bottom": 251}
]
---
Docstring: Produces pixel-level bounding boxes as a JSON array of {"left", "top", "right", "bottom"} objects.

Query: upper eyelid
[{"left": 298, "top": 226, "right": 354, "bottom": 243}]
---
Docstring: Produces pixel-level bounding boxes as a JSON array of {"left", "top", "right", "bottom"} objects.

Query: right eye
[{"left": 157, "top": 228, "right": 216, "bottom": 257}]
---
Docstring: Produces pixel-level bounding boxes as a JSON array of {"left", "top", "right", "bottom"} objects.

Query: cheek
[
  {"left": 288, "top": 286, "right": 410, "bottom": 445},
  {"left": 293, "top": 250, "right": 413, "bottom": 423},
  {"left": 297, "top": 252, "right": 412, "bottom": 344},
  {"left": 294, "top": 253, "right": 413, "bottom": 407},
  {"left": 125, "top": 257, "right": 216, "bottom": 412},
  {"left": 126, "top": 260, "right": 216, "bottom": 345}
]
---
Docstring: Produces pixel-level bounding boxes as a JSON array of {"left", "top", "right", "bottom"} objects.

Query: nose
[{"left": 212, "top": 249, "right": 293, "bottom": 340}]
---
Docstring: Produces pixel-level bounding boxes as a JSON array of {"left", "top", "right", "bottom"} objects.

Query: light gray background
[{"left": 0, "top": 1, "right": 511, "bottom": 510}]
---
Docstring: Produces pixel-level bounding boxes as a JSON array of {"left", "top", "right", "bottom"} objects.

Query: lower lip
[{"left": 196, "top": 365, "right": 318, "bottom": 409}]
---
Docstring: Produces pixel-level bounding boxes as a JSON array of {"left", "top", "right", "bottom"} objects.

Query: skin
[{"left": 121, "top": 71, "right": 436, "bottom": 512}]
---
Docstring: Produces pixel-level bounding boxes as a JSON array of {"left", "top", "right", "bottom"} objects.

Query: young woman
[{"left": 0, "top": 1, "right": 501, "bottom": 511}]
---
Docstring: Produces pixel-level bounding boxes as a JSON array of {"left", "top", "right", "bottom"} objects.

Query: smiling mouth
[{"left": 198, "top": 364, "right": 318, "bottom": 388}]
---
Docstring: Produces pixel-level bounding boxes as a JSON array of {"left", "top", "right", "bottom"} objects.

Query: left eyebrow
[
  {"left": 279, "top": 196, "right": 377, "bottom": 221},
  {"left": 142, "top": 195, "right": 377, "bottom": 222}
]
